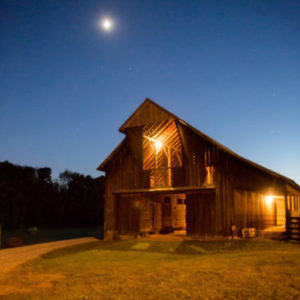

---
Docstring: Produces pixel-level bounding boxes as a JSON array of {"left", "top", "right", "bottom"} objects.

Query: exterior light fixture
[{"left": 265, "top": 196, "right": 274, "bottom": 206}]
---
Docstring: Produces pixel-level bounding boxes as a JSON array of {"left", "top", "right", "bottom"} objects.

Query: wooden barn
[{"left": 97, "top": 99, "right": 300, "bottom": 240}]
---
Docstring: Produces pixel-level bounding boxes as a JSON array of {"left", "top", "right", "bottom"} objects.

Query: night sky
[{"left": 1, "top": 0, "right": 299, "bottom": 184}]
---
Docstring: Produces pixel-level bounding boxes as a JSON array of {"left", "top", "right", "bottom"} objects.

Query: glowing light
[
  {"left": 155, "top": 140, "right": 162, "bottom": 152},
  {"left": 266, "top": 196, "right": 274, "bottom": 206},
  {"left": 134, "top": 200, "right": 141, "bottom": 208},
  {"left": 100, "top": 18, "right": 114, "bottom": 31}
]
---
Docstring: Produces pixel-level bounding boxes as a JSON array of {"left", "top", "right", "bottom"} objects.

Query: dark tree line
[{"left": 0, "top": 161, "right": 105, "bottom": 230}]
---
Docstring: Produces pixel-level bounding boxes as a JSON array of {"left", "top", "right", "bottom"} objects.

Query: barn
[{"left": 97, "top": 98, "right": 300, "bottom": 240}]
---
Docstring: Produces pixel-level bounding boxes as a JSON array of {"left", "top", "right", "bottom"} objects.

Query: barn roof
[{"left": 97, "top": 98, "right": 300, "bottom": 191}]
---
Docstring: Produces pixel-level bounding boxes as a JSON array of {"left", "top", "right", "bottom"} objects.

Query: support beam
[{"left": 176, "top": 150, "right": 182, "bottom": 166}]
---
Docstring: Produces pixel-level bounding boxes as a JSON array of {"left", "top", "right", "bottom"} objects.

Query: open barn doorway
[
  {"left": 117, "top": 192, "right": 186, "bottom": 239},
  {"left": 148, "top": 193, "right": 186, "bottom": 238}
]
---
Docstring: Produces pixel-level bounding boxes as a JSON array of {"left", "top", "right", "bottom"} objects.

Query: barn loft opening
[{"left": 142, "top": 120, "right": 182, "bottom": 188}]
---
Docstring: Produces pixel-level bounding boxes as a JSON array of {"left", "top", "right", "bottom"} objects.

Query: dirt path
[{"left": 0, "top": 237, "right": 99, "bottom": 277}]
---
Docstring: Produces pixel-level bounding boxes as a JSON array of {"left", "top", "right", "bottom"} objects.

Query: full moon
[{"left": 100, "top": 18, "right": 114, "bottom": 31}]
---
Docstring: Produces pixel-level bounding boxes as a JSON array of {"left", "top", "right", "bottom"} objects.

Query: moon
[{"left": 100, "top": 18, "right": 114, "bottom": 32}]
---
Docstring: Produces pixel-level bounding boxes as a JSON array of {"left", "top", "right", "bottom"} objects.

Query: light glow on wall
[{"left": 266, "top": 196, "right": 274, "bottom": 206}]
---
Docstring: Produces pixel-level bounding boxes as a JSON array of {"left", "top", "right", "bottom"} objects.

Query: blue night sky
[{"left": 1, "top": 0, "right": 299, "bottom": 184}]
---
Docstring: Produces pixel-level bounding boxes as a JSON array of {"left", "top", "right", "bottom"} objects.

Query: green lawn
[{"left": 1, "top": 239, "right": 300, "bottom": 299}]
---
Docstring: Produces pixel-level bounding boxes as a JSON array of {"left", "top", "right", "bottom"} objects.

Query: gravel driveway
[{"left": 0, "top": 237, "right": 99, "bottom": 277}]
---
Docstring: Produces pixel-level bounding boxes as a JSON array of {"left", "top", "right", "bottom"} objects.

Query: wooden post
[
  {"left": 284, "top": 185, "right": 289, "bottom": 227},
  {"left": 0, "top": 224, "right": 2, "bottom": 249},
  {"left": 284, "top": 185, "right": 290, "bottom": 240}
]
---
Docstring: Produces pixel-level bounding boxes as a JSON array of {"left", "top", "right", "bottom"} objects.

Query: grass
[
  {"left": 1, "top": 227, "right": 103, "bottom": 248},
  {"left": 0, "top": 239, "right": 299, "bottom": 299}
]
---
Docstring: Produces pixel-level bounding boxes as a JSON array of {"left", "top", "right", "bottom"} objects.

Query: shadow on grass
[
  {"left": 42, "top": 238, "right": 289, "bottom": 259},
  {"left": 1, "top": 227, "right": 104, "bottom": 249}
]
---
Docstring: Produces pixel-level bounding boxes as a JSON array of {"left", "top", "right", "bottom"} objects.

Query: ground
[
  {"left": 0, "top": 237, "right": 99, "bottom": 276},
  {"left": 0, "top": 239, "right": 299, "bottom": 299}
]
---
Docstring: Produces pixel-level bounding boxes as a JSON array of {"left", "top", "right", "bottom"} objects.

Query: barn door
[
  {"left": 186, "top": 191, "right": 215, "bottom": 236},
  {"left": 116, "top": 196, "right": 140, "bottom": 235}
]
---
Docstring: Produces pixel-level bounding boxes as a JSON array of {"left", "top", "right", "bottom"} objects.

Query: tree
[{"left": 0, "top": 161, "right": 105, "bottom": 230}]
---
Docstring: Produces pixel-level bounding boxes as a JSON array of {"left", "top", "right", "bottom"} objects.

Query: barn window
[
  {"left": 164, "top": 197, "right": 171, "bottom": 204},
  {"left": 177, "top": 198, "right": 184, "bottom": 204}
]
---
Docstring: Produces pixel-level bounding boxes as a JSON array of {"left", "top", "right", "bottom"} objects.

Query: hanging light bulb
[{"left": 155, "top": 140, "right": 162, "bottom": 152}]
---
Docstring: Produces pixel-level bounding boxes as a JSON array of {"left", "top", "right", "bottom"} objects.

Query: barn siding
[
  {"left": 186, "top": 191, "right": 216, "bottom": 237},
  {"left": 177, "top": 122, "right": 215, "bottom": 187},
  {"left": 232, "top": 189, "right": 276, "bottom": 231}
]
